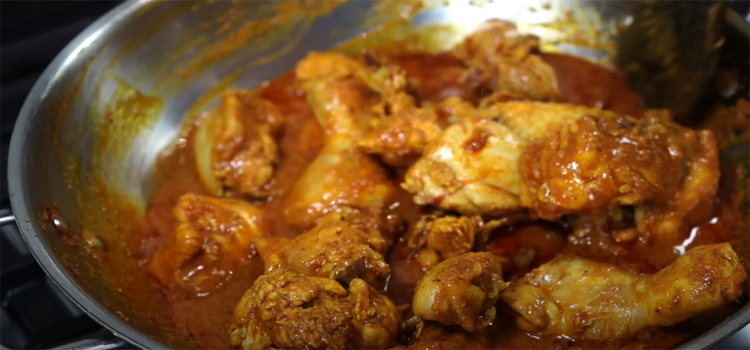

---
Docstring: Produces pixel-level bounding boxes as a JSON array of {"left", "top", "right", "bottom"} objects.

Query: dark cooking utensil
[{"left": 616, "top": 0, "right": 728, "bottom": 125}]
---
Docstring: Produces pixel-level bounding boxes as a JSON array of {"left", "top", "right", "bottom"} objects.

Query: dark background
[{"left": 1, "top": 0, "right": 124, "bottom": 209}]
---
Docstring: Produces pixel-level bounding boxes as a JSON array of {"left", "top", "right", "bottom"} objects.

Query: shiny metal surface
[
  {"left": 49, "top": 330, "right": 129, "bottom": 350},
  {"left": 6, "top": 0, "right": 749, "bottom": 348},
  {"left": 0, "top": 209, "right": 16, "bottom": 227}
]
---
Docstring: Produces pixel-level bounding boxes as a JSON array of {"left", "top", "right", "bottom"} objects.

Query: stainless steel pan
[{"left": 4, "top": 0, "right": 749, "bottom": 348}]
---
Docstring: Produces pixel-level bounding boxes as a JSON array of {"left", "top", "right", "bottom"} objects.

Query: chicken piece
[
  {"left": 435, "top": 96, "right": 482, "bottom": 119},
  {"left": 230, "top": 270, "right": 352, "bottom": 350},
  {"left": 501, "top": 243, "right": 748, "bottom": 340},
  {"left": 360, "top": 59, "right": 417, "bottom": 118},
  {"left": 359, "top": 108, "right": 446, "bottom": 167},
  {"left": 194, "top": 91, "right": 284, "bottom": 197},
  {"left": 521, "top": 110, "right": 718, "bottom": 220},
  {"left": 454, "top": 19, "right": 559, "bottom": 101},
  {"left": 520, "top": 110, "right": 720, "bottom": 242},
  {"left": 303, "top": 76, "right": 375, "bottom": 139},
  {"left": 296, "top": 51, "right": 367, "bottom": 82},
  {"left": 148, "top": 193, "right": 270, "bottom": 295},
  {"left": 406, "top": 214, "right": 511, "bottom": 270},
  {"left": 402, "top": 116, "right": 526, "bottom": 215},
  {"left": 402, "top": 102, "right": 619, "bottom": 215},
  {"left": 412, "top": 252, "right": 508, "bottom": 332},
  {"left": 283, "top": 53, "right": 408, "bottom": 229},
  {"left": 256, "top": 211, "right": 391, "bottom": 290},
  {"left": 297, "top": 52, "right": 412, "bottom": 101},
  {"left": 481, "top": 101, "right": 620, "bottom": 140},
  {"left": 348, "top": 278, "right": 402, "bottom": 349},
  {"left": 636, "top": 139, "right": 719, "bottom": 242},
  {"left": 281, "top": 136, "right": 397, "bottom": 229},
  {"left": 359, "top": 97, "right": 477, "bottom": 167},
  {"left": 297, "top": 51, "right": 416, "bottom": 139},
  {"left": 407, "top": 215, "right": 483, "bottom": 267},
  {"left": 358, "top": 89, "right": 532, "bottom": 168},
  {"left": 403, "top": 101, "right": 719, "bottom": 241},
  {"left": 230, "top": 270, "right": 400, "bottom": 349}
]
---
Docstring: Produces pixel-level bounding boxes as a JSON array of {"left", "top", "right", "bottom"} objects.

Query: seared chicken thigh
[{"left": 501, "top": 243, "right": 747, "bottom": 340}]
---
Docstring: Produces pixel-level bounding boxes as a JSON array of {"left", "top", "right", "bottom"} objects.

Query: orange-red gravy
[{"left": 144, "top": 52, "right": 735, "bottom": 349}]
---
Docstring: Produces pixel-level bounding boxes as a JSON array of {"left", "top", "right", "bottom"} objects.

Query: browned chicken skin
[
  {"left": 255, "top": 211, "right": 391, "bottom": 290},
  {"left": 359, "top": 97, "right": 477, "bottom": 167},
  {"left": 352, "top": 18, "right": 562, "bottom": 169},
  {"left": 359, "top": 21, "right": 560, "bottom": 169},
  {"left": 521, "top": 110, "right": 720, "bottom": 242},
  {"left": 406, "top": 214, "right": 511, "bottom": 270},
  {"left": 281, "top": 136, "right": 398, "bottom": 229},
  {"left": 349, "top": 278, "right": 403, "bottom": 349},
  {"left": 359, "top": 107, "right": 449, "bottom": 167},
  {"left": 402, "top": 102, "right": 620, "bottom": 216},
  {"left": 404, "top": 101, "right": 720, "bottom": 243},
  {"left": 412, "top": 252, "right": 508, "bottom": 332},
  {"left": 194, "top": 91, "right": 285, "bottom": 197},
  {"left": 407, "top": 215, "right": 483, "bottom": 270},
  {"left": 501, "top": 243, "right": 747, "bottom": 340},
  {"left": 521, "top": 111, "right": 714, "bottom": 218},
  {"left": 230, "top": 270, "right": 401, "bottom": 349},
  {"left": 282, "top": 52, "right": 405, "bottom": 229},
  {"left": 454, "top": 19, "right": 560, "bottom": 101},
  {"left": 148, "top": 193, "right": 270, "bottom": 295}
]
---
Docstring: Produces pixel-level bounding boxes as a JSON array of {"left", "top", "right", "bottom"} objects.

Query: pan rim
[{"left": 7, "top": 0, "right": 167, "bottom": 348}]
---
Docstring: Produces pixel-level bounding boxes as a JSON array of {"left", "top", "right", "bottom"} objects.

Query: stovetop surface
[
  {"left": 1, "top": 2, "right": 126, "bottom": 347},
  {"left": 0, "top": 1, "right": 748, "bottom": 349}
]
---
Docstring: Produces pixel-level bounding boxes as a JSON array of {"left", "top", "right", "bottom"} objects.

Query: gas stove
[{"left": 0, "top": 1, "right": 748, "bottom": 349}]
